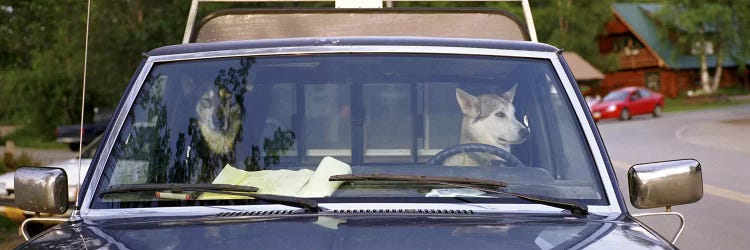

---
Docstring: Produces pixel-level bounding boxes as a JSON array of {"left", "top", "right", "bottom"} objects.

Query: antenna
[{"left": 74, "top": 0, "right": 92, "bottom": 219}]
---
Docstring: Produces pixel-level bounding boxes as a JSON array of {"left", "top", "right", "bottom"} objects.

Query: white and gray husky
[{"left": 444, "top": 85, "right": 529, "bottom": 166}]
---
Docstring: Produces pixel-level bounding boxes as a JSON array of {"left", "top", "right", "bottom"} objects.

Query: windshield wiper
[
  {"left": 100, "top": 183, "right": 321, "bottom": 212},
  {"left": 329, "top": 174, "right": 587, "bottom": 215},
  {"left": 101, "top": 183, "right": 260, "bottom": 195},
  {"left": 506, "top": 193, "right": 588, "bottom": 216}
]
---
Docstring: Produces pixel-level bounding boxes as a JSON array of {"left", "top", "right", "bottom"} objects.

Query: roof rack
[{"left": 182, "top": 0, "right": 538, "bottom": 44}]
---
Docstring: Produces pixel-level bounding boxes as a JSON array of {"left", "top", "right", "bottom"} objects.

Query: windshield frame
[{"left": 79, "top": 44, "right": 621, "bottom": 217}]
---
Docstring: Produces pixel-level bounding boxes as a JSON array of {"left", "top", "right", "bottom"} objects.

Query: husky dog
[
  {"left": 444, "top": 85, "right": 529, "bottom": 166},
  {"left": 196, "top": 87, "right": 242, "bottom": 154}
]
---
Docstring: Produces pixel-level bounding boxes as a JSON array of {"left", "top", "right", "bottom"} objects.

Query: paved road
[{"left": 597, "top": 103, "right": 750, "bottom": 250}]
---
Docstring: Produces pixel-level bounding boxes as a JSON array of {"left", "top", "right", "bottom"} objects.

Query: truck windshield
[{"left": 92, "top": 53, "right": 605, "bottom": 208}]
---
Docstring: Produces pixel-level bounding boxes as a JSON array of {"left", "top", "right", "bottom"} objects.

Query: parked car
[
  {"left": 590, "top": 86, "right": 664, "bottom": 122},
  {"left": 55, "top": 108, "right": 111, "bottom": 151},
  {"left": 13, "top": 3, "right": 702, "bottom": 249}
]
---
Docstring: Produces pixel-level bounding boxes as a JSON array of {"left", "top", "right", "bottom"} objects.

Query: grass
[
  {"left": 0, "top": 127, "right": 65, "bottom": 150},
  {"left": 664, "top": 96, "right": 750, "bottom": 113},
  {"left": 715, "top": 85, "right": 750, "bottom": 96},
  {"left": 0, "top": 216, "right": 23, "bottom": 249},
  {"left": 662, "top": 85, "right": 750, "bottom": 112},
  {"left": 0, "top": 216, "right": 18, "bottom": 240}
]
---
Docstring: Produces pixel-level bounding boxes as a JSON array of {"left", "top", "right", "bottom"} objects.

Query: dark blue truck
[{"left": 55, "top": 108, "right": 111, "bottom": 151}]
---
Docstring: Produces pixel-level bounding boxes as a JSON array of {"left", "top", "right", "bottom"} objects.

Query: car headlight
[{"left": 606, "top": 105, "right": 617, "bottom": 112}]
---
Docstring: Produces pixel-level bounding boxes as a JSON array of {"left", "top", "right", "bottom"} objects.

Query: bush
[
  {"left": 0, "top": 152, "right": 10, "bottom": 173},
  {"left": 0, "top": 127, "right": 65, "bottom": 150},
  {"left": 0, "top": 151, "right": 39, "bottom": 173},
  {"left": 0, "top": 159, "right": 6, "bottom": 174}
]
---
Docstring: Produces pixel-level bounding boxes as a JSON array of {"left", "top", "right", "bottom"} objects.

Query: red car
[{"left": 590, "top": 87, "right": 664, "bottom": 122}]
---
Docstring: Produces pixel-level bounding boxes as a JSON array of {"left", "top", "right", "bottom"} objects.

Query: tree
[
  {"left": 728, "top": 0, "right": 750, "bottom": 89},
  {"left": 393, "top": 0, "right": 617, "bottom": 72},
  {"left": 0, "top": 0, "right": 192, "bottom": 136},
  {"left": 0, "top": 1, "right": 87, "bottom": 131},
  {"left": 657, "top": 0, "right": 745, "bottom": 94},
  {"left": 531, "top": 0, "right": 618, "bottom": 72}
]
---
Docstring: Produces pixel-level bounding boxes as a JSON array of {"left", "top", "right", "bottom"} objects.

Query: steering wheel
[{"left": 427, "top": 143, "right": 525, "bottom": 168}]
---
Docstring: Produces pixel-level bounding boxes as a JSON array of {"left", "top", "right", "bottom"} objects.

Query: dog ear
[
  {"left": 455, "top": 88, "right": 480, "bottom": 117},
  {"left": 502, "top": 84, "right": 518, "bottom": 102}
]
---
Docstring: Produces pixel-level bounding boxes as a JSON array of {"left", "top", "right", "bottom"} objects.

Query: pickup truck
[
  {"left": 55, "top": 108, "right": 110, "bottom": 151},
  {"left": 13, "top": 1, "right": 703, "bottom": 249}
]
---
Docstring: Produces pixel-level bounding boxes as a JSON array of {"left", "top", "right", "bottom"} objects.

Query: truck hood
[{"left": 20, "top": 214, "right": 674, "bottom": 249}]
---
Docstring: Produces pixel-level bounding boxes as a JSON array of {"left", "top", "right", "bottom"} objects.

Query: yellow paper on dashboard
[
  {"left": 197, "top": 157, "right": 352, "bottom": 200},
  {"left": 212, "top": 164, "right": 251, "bottom": 184},
  {"left": 197, "top": 164, "right": 252, "bottom": 200},
  {"left": 239, "top": 169, "right": 314, "bottom": 196},
  {"left": 198, "top": 164, "right": 315, "bottom": 199},
  {"left": 297, "top": 156, "right": 352, "bottom": 197}
]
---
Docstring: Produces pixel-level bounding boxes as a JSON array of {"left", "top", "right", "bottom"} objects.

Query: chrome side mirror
[
  {"left": 15, "top": 167, "right": 69, "bottom": 215},
  {"left": 628, "top": 159, "right": 703, "bottom": 210}
]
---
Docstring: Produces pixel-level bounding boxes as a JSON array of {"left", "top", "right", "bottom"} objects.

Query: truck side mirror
[
  {"left": 628, "top": 159, "right": 703, "bottom": 210},
  {"left": 15, "top": 167, "right": 69, "bottom": 215}
]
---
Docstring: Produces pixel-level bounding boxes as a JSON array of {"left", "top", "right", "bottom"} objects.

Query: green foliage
[
  {"left": 0, "top": 213, "right": 24, "bottom": 249},
  {"left": 0, "top": 216, "right": 18, "bottom": 238},
  {"left": 0, "top": 0, "right": 334, "bottom": 131},
  {"left": 530, "top": 0, "right": 618, "bottom": 72},
  {"left": 0, "top": 0, "right": 192, "bottom": 137},
  {"left": 656, "top": 1, "right": 735, "bottom": 57},
  {"left": 656, "top": 0, "right": 750, "bottom": 91},
  {"left": 727, "top": 0, "right": 750, "bottom": 75},
  {"left": 0, "top": 127, "right": 66, "bottom": 149}
]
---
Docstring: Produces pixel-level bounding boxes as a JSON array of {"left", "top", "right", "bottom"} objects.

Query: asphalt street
[{"left": 597, "top": 103, "right": 750, "bottom": 250}]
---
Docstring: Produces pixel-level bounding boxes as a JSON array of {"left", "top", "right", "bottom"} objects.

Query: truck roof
[
  {"left": 188, "top": 9, "right": 530, "bottom": 43},
  {"left": 145, "top": 36, "right": 559, "bottom": 57}
]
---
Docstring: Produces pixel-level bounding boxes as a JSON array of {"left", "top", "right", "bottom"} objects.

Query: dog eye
[{"left": 495, "top": 112, "right": 506, "bottom": 118}]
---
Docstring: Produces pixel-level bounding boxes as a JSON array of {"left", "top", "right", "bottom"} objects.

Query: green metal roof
[{"left": 612, "top": 3, "right": 741, "bottom": 69}]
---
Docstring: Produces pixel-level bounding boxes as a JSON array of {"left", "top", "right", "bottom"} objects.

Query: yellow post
[{"left": 0, "top": 206, "right": 27, "bottom": 224}]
